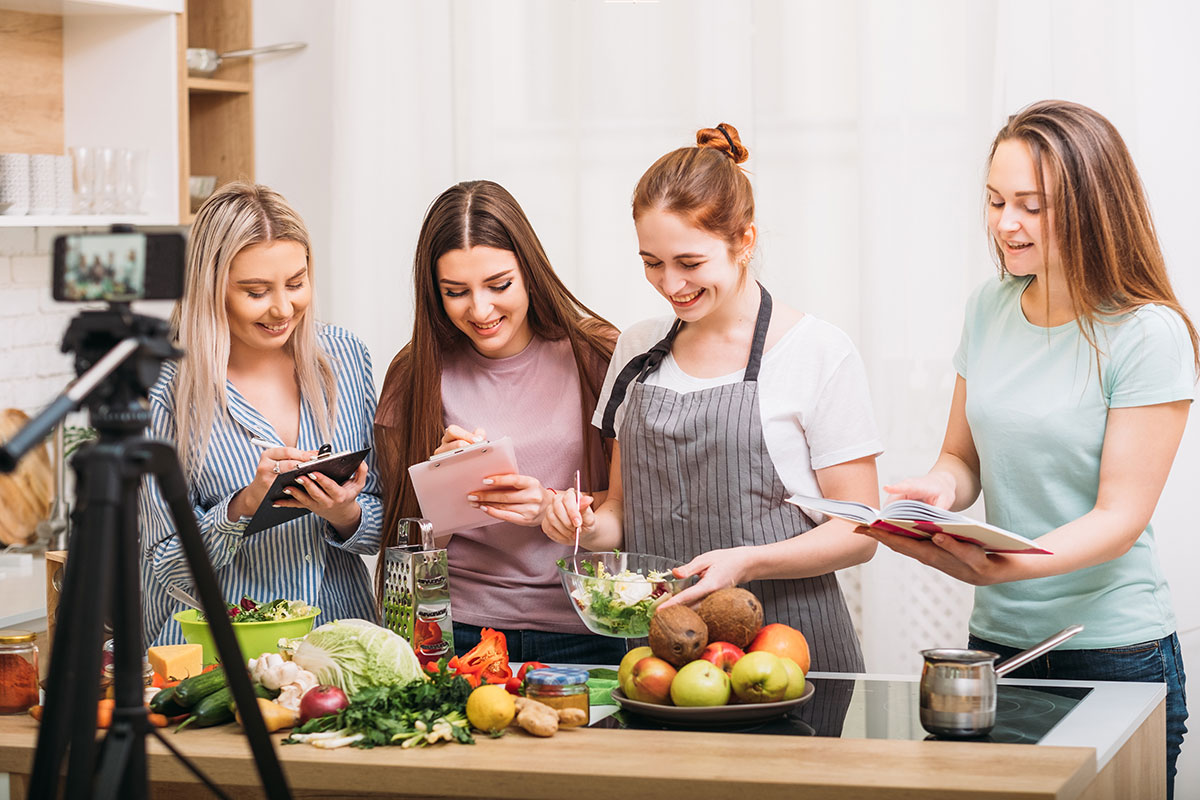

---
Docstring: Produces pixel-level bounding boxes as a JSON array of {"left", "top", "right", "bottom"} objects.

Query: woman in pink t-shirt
[{"left": 375, "top": 180, "right": 627, "bottom": 665}]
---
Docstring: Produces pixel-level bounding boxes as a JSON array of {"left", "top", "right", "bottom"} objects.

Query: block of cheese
[{"left": 147, "top": 643, "right": 203, "bottom": 681}]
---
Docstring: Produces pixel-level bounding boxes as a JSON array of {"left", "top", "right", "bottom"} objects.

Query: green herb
[
  {"left": 285, "top": 667, "right": 475, "bottom": 749},
  {"left": 588, "top": 668, "right": 618, "bottom": 681}
]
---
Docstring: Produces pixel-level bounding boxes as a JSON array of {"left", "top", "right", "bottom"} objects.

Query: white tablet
[{"left": 406, "top": 437, "right": 519, "bottom": 536}]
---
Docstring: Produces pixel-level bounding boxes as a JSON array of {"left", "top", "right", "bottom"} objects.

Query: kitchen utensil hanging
[{"left": 187, "top": 42, "right": 307, "bottom": 78}]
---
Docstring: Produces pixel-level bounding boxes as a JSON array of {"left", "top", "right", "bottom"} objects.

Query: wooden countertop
[{"left": 0, "top": 712, "right": 1103, "bottom": 800}]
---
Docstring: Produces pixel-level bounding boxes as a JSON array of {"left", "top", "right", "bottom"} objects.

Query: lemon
[{"left": 465, "top": 684, "right": 516, "bottom": 733}]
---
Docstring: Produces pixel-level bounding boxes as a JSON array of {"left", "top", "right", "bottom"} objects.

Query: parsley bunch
[{"left": 287, "top": 668, "right": 475, "bottom": 749}]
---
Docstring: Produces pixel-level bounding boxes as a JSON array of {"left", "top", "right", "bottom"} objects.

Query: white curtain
[{"left": 319, "top": 0, "right": 1200, "bottom": 680}]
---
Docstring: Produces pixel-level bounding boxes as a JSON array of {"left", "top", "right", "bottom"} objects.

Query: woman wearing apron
[{"left": 542, "top": 124, "right": 882, "bottom": 671}]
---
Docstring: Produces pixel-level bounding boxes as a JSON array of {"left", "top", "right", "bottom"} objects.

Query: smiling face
[
  {"left": 986, "top": 138, "right": 1059, "bottom": 279},
  {"left": 436, "top": 246, "right": 533, "bottom": 358},
  {"left": 224, "top": 239, "right": 311, "bottom": 358},
  {"left": 635, "top": 207, "right": 752, "bottom": 322}
]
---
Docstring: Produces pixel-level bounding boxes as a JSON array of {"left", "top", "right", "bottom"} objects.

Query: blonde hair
[{"left": 170, "top": 182, "right": 337, "bottom": 476}]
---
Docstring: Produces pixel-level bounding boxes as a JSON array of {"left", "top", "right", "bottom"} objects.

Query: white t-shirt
[{"left": 593, "top": 315, "right": 884, "bottom": 499}]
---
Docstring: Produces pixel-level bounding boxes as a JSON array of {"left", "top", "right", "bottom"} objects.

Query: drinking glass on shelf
[
  {"left": 116, "top": 148, "right": 147, "bottom": 215},
  {"left": 92, "top": 147, "right": 118, "bottom": 215},
  {"left": 70, "top": 146, "right": 95, "bottom": 214}
]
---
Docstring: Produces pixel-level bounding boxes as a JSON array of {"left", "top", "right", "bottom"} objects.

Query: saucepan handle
[
  {"left": 218, "top": 42, "right": 307, "bottom": 59},
  {"left": 994, "top": 624, "right": 1084, "bottom": 678}
]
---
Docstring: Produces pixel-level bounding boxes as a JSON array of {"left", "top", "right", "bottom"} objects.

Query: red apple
[
  {"left": 628, "top": 656, "right": 677, "bottom": 705},
  {"left": 699, "top": 641, "right": 746, "bottom": 675},
  {"left": 298, "top": 684, "right": 350, "bottom": 724},
  {"left": 748, "top": 623, "right": 810, "bottom": 674}
]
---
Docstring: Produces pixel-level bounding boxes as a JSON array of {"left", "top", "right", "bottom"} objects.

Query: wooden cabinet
[
  {"left": 180, "top": 0, "right": 254, "bottom": 222},
  {"left": 0, "top": 0, "right": 257, "bottom": 227}
]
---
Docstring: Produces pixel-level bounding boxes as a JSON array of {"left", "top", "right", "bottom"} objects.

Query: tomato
[{"left": 504, "top": 676, "right": 523, "bottom": 695}]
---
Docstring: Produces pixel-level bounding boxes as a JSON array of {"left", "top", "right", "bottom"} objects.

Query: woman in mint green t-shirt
[{"left": 863, "top": 100, "right": 1199, "bottom": 798}]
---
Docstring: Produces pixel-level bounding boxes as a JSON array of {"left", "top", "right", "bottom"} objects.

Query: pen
[{"left": 249, "top": 438, "right": 275, "bottom": 449}]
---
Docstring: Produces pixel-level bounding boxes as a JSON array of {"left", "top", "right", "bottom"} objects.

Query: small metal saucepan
[
  {"left": 919, "top": 624, "right": 1084, "bottom": 739},
  {"left": 186, "top": 42, "right": 307, "bottom": 78}
]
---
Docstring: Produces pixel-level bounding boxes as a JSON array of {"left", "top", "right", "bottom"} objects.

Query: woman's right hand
[
  {"left": 227, "top": 446, "right": 316, "bottom": 521},
  {"left": 882, "top": 471, "right": 957, "bottom": 509},
  {"left": 541, "top": 488, "right": 595, "bottom": 545},
  {"left": 433, "top": 424, "right": 486, "bottom": 456}
]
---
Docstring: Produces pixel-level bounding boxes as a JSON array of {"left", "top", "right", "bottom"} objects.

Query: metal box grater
[{"left": 382, "top": 518, "right": 454, "bottom": 665}]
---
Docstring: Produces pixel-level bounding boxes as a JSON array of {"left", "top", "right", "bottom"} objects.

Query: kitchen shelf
[
  {"left": 187, "top": 76, "right": 251, "bottom": 94},
  {"left": 0, "top": 214, "right": 176, "bottom": 228}
]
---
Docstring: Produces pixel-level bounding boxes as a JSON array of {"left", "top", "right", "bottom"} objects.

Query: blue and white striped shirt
[{"left": 138, "top": 324, "right": 383, "bottom": 648}]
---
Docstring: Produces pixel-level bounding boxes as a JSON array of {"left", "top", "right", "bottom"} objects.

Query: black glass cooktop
[{"left": 596, "top": 678, "right": 1092, "bottom": 744}]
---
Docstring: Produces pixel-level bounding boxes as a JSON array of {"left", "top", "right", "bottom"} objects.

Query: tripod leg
[
  {"left": 141, "top": 439, "right": 292, "bottom": 800},
  {"left": 28, "top": 444, "right": 116, "bottom": 800},
  {"left": 94, "top": 451, "right": 151, "bottom": 800}
]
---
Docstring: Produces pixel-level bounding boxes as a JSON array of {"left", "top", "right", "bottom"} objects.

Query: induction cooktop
[{"left": 595, "top": 677, "right": 1092, "bottom": 744}]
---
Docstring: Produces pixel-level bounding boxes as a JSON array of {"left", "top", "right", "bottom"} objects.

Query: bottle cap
[
  {"left": 0, "top": 629, "right": 36, "bottom": 645},
  {"left": 525, "top": 667, "right": 589, "bottom": 686}
]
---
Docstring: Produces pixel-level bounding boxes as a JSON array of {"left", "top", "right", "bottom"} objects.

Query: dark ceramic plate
[{"left": 611, "top": 680, "right": 815, "bottom": 724}]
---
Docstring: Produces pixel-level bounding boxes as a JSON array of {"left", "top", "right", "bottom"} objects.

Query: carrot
[
  {"left": 28, "top": 705, "right": 43, "bottom": 721},
  {"left": 97, "top": 698, "right": 115, "bottom": 729},
  {"left": 147, "top": 712, "right": 169, "bottom": 728}
]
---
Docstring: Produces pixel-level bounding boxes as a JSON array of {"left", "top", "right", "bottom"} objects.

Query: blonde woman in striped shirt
[{"left": 139, "top": 183, "right": 382, "bottom": 647}]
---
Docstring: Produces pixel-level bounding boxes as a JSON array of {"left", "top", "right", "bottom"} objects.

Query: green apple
[
  {"left": 779, "top": 656, "right": 806, "bottom": 700},
  {"left": 618, "top": 646, "right": 653, "bottom": 697},
  {"left": 729, "top": 650, "right": 788, "bottom": 703},
  {"left": 670, "top": 659, "right": 731, "bottom": 707}
]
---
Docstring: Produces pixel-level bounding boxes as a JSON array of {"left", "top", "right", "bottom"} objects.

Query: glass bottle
[{"left": 0, "top": 630, "right": 40, "bottom": 714}]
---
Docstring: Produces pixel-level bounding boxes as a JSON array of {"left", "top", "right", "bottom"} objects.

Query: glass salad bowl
[{"left": 558, "top": 552, "right": 692, "bottom": 638}]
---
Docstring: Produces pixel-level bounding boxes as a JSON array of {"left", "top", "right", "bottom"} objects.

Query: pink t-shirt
[{"left": 441, "top": 335, "right": 599, "bottom": 633}]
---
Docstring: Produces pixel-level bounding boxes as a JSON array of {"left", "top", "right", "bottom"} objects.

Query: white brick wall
[{"left": 0, "top": 229, "right": 78, "bottom": 415}]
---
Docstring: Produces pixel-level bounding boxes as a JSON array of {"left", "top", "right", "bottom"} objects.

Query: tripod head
[{"left": 0, "top": 305, "right": 181, "bottom": 473}]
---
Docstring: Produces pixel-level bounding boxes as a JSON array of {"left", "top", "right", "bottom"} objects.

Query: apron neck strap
[
  {"left": 599, "top": 318, "right": 681, "bottom": 438},
  {"left": 744, "top": 282, "right": 772, "bottom": 383}
]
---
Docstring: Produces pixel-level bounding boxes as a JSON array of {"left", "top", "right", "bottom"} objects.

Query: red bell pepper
[{"left": 452, "top": 628, "right": 513, "bottom": 684}]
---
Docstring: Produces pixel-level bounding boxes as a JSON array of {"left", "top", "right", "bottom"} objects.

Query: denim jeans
[
  {"left": 454, "top": 622, "right": 628, "bottom": 666},
  {"left": 970, "top": 632, "right": 1187, "bottom": 800}
]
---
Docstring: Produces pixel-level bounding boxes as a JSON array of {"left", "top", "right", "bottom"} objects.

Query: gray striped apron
[{"left": 601, "top": 284, "right": 864, "bottom": 672}]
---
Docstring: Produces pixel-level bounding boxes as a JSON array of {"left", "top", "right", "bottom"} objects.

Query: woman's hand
[
  {"left": 273, "top": 460, "right": 369, "bottom": 538},
  {"left": 433, "top": 424, "right": 485, "bottom": 456},
  {"left": 882, "top": 472, "right": 957, "bottom": 509},
  {"left": 862, "top": 529, "right": 1010, "bottom": 586},
  {"left": 656, "top": 546, "right": 758, "bottom": 609},
  {"left": 467, "top": 473, "right": 552, "bottom": 527},
  {"left": 541, "top": 488, "right": 595, "bottom": 545},
  {"left": 228, "top": 446, "right": 316, "bottom": 522}
]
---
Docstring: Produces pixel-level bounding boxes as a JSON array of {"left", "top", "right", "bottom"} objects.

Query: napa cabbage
[{"left": 288, "top": 619, "right": 424, "bottom": 695}]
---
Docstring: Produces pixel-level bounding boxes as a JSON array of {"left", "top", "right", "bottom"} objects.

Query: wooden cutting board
[{"left": 0, "top": 409, "right": 54, "bottom": 545}]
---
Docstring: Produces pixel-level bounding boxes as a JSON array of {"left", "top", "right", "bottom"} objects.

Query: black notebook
[{"left": 244, "top": 447, "right": 371, "bottom": 535}]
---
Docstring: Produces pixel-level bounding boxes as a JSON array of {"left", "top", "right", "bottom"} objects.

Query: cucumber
[
  {"left": 186, "top": 686, "right": 236, "bottom": 728},
  {"left": 173, "top": 667, "right": 226, "bottom": 707},
  {"left": 148, "top": 685, "right": 188, "bottom": 717}
]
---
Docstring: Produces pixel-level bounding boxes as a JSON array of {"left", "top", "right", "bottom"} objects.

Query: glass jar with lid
[
  {"left": 0, "top": 629, "right": 39, "bottom": 714},
  {"left": 524, "top": 667, "right": 590, "bottom": 726}
]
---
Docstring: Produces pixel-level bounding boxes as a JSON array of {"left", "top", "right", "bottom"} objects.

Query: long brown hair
[
  {"left": 374, "top": 180, "right": 617, "bottom": 599},
  {"left": 988, "top": 100, "right": 1200, "bottom": 372}
]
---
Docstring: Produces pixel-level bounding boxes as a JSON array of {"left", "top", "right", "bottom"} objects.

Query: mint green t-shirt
[{"left": 954, "top": 276, "right": 1195, "bottom": 649}]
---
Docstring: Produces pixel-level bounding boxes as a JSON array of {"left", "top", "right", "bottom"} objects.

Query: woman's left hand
[
  {"left": 273, "top": 460, "right": 368, "bottom": 537},
  {"left": 468, "top": 473, "right": 551, "bottom": 527},
  {"left": 656, "top": 546, "right": 758, "bottom": 610},
  {"left": 860, "top": 528, "right": 1009, "bottom": 586}
]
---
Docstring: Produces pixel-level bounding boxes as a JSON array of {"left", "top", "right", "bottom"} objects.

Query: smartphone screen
[{"left": 53, "top": 232, "right": 185, "bottom": 302}]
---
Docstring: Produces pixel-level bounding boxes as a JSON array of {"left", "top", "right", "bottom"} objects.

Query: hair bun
[{"left": 696, "top": 124, "right": 749, "bottom": 164}]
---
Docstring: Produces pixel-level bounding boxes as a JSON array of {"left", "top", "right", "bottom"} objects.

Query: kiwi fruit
[
  {"left": 648, "top": 605, "right": 709, "bottom": 667},
  {"left": 695, "top": 587, "right": 763, "bottom": 650}
]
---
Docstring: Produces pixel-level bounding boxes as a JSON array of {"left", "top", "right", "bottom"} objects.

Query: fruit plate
[{"left": 610, "top": 681, "right": 815, "bottom": 725}]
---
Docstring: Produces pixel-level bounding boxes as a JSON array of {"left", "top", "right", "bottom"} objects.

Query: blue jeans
[
  {"left": 970, "top": 632, "right": 1187, "bottom": 800},
  {"left": 453, "top": 622, "right": 628, "bottom": 666}
]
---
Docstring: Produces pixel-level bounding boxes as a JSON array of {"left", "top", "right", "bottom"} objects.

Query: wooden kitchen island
[{"left": 0, "top": 673, "right": 1164, "bottom": 800}]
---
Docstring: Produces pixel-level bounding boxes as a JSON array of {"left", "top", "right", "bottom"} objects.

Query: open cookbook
[{"left": 786, "top": 495, "right": 1052, "bottom": 555}]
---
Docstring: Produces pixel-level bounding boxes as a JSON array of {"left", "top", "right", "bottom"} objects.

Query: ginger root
[{"left": 512, "top": 697, "right": 586, "bottom": 737}]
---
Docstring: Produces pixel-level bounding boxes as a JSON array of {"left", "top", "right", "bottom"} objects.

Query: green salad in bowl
[{"left": 557, "top": 552, "right": 690, "bottom": 638}]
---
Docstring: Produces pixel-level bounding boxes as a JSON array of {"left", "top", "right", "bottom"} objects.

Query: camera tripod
[{"left": 0, "top": 306, "right": 290, "bottom": 800}]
